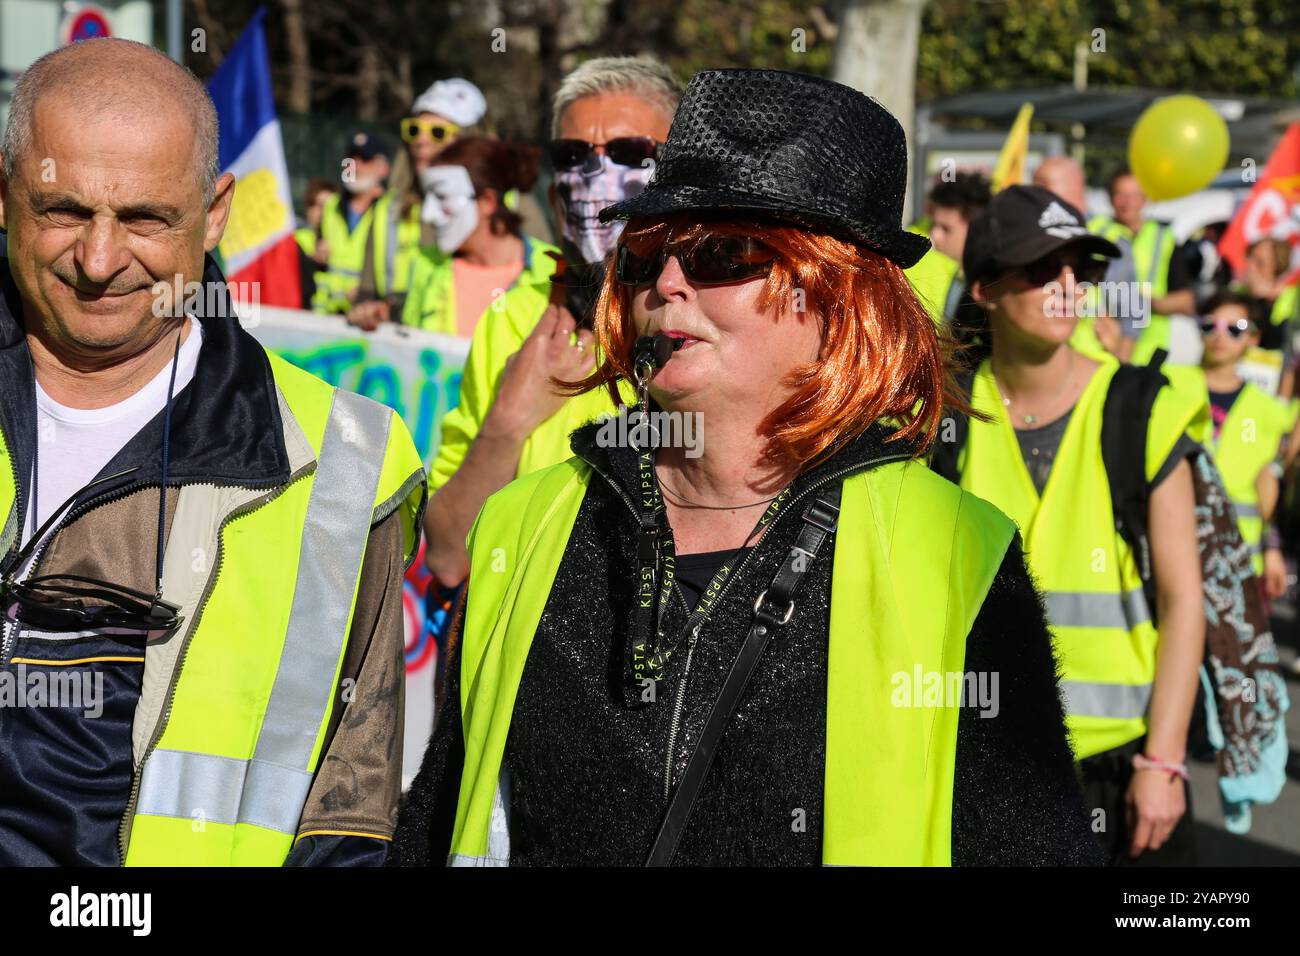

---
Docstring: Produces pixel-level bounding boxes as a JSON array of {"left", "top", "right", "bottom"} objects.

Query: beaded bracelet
[{"left": 1132, "top": 752, "right": 1189, "bottom": 781}]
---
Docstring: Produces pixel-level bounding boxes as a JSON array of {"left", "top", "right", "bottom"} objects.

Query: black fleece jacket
[{"left": 392, "top": 421, "right": 1102, "bottom": 866}]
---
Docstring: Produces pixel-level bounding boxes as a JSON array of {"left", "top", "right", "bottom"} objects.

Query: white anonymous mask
[
  {"left": 554, "top": 152, "right": 655, "bottom": 265},
  {"left": 419, "top": 165, "right": 479, "bottom": 253}
]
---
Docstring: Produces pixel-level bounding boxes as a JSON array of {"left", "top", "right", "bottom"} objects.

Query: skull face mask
[
  {"left": 554, "top": 152, "right": 654, "bottom": 265},
  {"left": 420, "top": 165, "right": 479, "bottom": 254}
]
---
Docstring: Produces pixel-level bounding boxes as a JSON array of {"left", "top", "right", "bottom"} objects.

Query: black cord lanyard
[
  {"left": 628, "top": 446, "right": 791, "bottom": 699},
  {"left": 20, "top": 325, "right": 183, "bottom": 603}
]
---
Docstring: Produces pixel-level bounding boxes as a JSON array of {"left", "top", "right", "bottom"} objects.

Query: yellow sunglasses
[{"left": 401, "top": 117, "right": 461, "bottom": 144}]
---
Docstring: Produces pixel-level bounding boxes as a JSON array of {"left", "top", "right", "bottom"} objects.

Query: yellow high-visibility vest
[
  {"left": 313, "top": 192, "right": 378, "bottom": 314},
  {"left": 904, "top": 227, "right": 961, "bottom": 326},
  {"left": 400, "top": 235, "right": 560, "bottom": 337},
  {"left": 956, "top": 357, "right": 1207, "bottom": 759},
  {"left": 428, "top": 277, "right": 632, "bottom": 494},
  {"left": 0, "top": 355, "right": 429, "bottom": 865},
  {"left": 448, "top": 456, "right": 1014, "bottom": 866},
  {"left": 1087, "top": 216, "right": 1177, "bottom": 366},
  {"left": 372, "top": 197, "right": 423, "bottom": 301},
  {"left": 294, "top": 227, "right": 317, "bottom": 258},
  {"left": 1176, "top": 369, "right": 1294, "bottom": 573}
]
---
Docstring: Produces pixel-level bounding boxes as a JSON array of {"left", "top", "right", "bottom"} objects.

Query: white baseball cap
[{"left": 411, "top": 78, "right": 487, "bottom": 128}]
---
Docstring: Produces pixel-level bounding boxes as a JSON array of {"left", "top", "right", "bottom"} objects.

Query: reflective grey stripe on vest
[
  {"left": 384, "top": 204, "right": 399, "bottom": 295},
  {"left": 134, "top": 389, "right": 393, "bottom": 835},
  {"left": 1232, "top": 501, "right": 1260, "bottom": 519},
  {"left": 448, "top": 766, "right": 512, "bottom": 867},
  {"left": 1060, "top": 680, "right": 1152, "bottom": 720},
  {"left": 1143, "top": 224, "right": 1169, "bottom": 289},
  {"left": 134, "top": 748, "right": 313, "bottom": 833},
  {"left": 1045, "top": 588, "right": 1151, "bottom": 630}
]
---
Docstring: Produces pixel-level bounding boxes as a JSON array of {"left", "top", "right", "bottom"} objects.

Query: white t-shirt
[{"left": 20, "top": 318, "right": 203, "bottom": 557}]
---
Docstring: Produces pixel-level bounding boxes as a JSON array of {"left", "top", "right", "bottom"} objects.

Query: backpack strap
[
  {"left": 1100, "top": 349, "right": 1168, "bottom": 624},
  {"left": 930, "top": 369, "right": 974, "bottom": 483}
]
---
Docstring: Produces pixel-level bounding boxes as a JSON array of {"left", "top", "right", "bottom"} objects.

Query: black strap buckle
[
  {"left": 752, "top": 588, "right": 795, "bottom": 625},
  {"left": 802, "top": 498, "right": 840, "bottom": 534}
]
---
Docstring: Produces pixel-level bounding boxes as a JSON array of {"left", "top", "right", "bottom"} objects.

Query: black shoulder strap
[
  {"left": 1100, "top": 349, "right": 1167, "bottom": 620},
  {"left": 645, "top": 482, "right": 843, "bottom": 866},
  {"left": 930, "top": 369, "right": 974, "bottom": 483}
]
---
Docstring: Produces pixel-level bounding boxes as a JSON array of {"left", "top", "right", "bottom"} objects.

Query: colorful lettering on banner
[{"left": 247, "top": 306, "right": 469, "bottom": 465}]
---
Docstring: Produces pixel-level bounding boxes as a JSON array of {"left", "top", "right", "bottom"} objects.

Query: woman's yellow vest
[
  {"left": 399, "top": 235, "right": 559, "bottom": 336},
  {"left": 42, "top": 355, "right": 427, "bottom": 866},
  {"left": 372, "top": 198, "right": 423, "bottom": 301},
  {"left": 1169, "top": 368, "right": 1294, "bottom": 573},
  {"left": 957, "top": 358, "right": 1207, "bottom": 761},
  {"left": 448, "top": 456, "right": 1015, "bottom": 866}
]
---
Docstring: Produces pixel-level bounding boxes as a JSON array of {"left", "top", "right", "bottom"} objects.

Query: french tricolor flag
[{"left": 207, "top": 9, "right": 302, "bottom": 308}]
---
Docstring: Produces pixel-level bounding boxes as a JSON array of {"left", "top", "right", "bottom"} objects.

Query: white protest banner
[{"left": 242, "top": 305, "right": 470, "bottom": 464}]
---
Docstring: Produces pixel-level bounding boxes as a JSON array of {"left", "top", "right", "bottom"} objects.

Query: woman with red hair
[{"left": 393, "top": 69, "right": 1099, "bottom": 867}]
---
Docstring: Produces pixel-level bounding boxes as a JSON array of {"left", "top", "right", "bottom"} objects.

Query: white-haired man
[
  {"left": 420, "top": 56, "right": 681, "bottom": 590},
  {"left": 0, "top": 38, "right": 424, "bottom": 866}
]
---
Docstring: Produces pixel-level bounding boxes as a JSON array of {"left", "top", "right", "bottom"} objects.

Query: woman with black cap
[
  {"left": 393, "top": 71, "right": 1100, "bottom": 867},
  {"left": 933, "top": 184, "right": 1208, "bottom": 865}
]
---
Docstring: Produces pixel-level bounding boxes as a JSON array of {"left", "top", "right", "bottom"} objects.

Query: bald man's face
[
  {"left": 1032, "top": 160, "right": 1086, "bottom": 210},
  {"left": 0, "top": 94, "right": 233, "bottom": 361}
]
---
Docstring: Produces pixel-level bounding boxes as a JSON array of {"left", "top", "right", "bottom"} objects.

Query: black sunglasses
[
  {"left": 1, "top": 468, "right": 182, "bottom": 635},
  {"left": 549, "top": 137, "right": 658, "bottom": 170},
  {"left": 1198, "top": 315, "right": 1254, "bottom": 338},
  {"left": 1018, "top": 250, "right": 1110, "bottom": 286},
  {"left": 2, "top": 573, "right": 181, "bottom": 633},
  {"left": 615, "top": 235, "right": 776, "bottom": 286}
]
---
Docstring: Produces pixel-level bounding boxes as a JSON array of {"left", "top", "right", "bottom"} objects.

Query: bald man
[
  {"left": 0, "top": 39, "right": 425, "bottom": 866},
  {"left": 1034, "top": 156, "right": 1145, "bottom": 362}
]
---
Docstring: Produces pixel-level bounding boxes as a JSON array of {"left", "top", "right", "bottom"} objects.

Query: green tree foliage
[{"left": 919, "top": 0, "right": 1300, "bottom": 100}]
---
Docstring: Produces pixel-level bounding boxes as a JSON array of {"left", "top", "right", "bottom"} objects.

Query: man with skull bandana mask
[{"left": 421, "top": 57, "right": 680, "bottom": 593}]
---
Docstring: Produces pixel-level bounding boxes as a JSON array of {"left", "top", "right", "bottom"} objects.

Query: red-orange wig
[{"left": 563, "top": 214, "right": 966, "bottom": 467}]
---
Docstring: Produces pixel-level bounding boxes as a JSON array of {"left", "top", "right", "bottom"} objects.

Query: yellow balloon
[{"left": 1128, "top": 95, "right": 1230, "bottom": 201}]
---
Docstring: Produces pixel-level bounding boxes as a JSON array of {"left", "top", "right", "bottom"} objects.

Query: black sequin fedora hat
[{"left": 598, "top": 68, "right": 930, "bottom": 268}]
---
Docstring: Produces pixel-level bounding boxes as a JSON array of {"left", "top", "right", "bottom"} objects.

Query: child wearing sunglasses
[{"left": 1194, "top": 289, "right": 1294, "bottom": 597}]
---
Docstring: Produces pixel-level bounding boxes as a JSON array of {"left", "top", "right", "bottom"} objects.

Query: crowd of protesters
[
  {"left": 277, "top": 57, "right": 1295, "bottom": 868},
  {"left": 1, "top": 35, "right": 1291, "bottom": 868}
]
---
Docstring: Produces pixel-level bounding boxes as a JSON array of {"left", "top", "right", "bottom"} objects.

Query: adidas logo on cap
[{"left": 1038, "top": 200, "right": 1086, "bottom": 239}]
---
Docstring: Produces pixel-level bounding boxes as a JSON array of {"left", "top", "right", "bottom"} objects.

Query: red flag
[
  {"left": 227, "top": 233, "right": 302, "bottom": 312},
  {"left": 1219, "top": 123, "right": 1300, "bottom": 285}
]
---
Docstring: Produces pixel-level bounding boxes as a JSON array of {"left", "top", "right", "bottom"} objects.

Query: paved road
[{"left": 1187, "top": 619, "right": 1300, "bottom": 866}]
